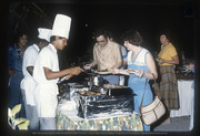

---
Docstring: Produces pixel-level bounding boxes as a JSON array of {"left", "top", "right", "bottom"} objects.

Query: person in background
[
  {"left": 20, "top": 28, "right": 51, "bottom": 130},
  {"left": 84, "top": 28, "right": 122, "bottom": 84},
  {"left": 112, "top": 29, "right": 158, "bottom": 131},
  {"left": 9, "top": 30, "right": 28, "bottom": 118},
  {"left": 189, "top": 63, "right": 195, "bottom": 131},
  {"left": 180, "top": 50, "right": 186, "bottom": 65},
  {"left": 156, "top": 30, "right": 180, "bottom": 124},
  {"left": 33, "top": 14, "right": 83, "bottom": 130},
  {"left": 108, "top": 31, "right": 128, "bottom": 86}
]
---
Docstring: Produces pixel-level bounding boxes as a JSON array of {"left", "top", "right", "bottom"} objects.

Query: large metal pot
[
  {"left": 93, "top": 76, "right": 102, "bottom": 86},
  {"left": 89, "top": 75, "right": 103, "bottom": 88},
  {"left": 89, "top": 85, "right": 108, "bottom": 95}
]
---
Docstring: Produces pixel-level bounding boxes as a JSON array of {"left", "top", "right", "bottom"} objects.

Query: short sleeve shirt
[
  {"left": 93, "top": 41, "right": 122, "bottom": 70},
  {"left": 22, "top": 44, "right": 39, "bottom": 78},
  {"left": 33, "top": 44, "right": 59, "bottom": 84},
  {"left": 158, "top": 42, "right": 178, "bottom": 66}
]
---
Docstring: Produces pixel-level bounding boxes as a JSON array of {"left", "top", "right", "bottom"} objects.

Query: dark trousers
[{"left": 9, "top": 72, "right": 26, "bottom": 118}]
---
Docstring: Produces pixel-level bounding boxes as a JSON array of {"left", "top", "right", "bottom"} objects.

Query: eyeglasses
[{"left": 96, "top": 40, "right": 107, "bottom": 44}]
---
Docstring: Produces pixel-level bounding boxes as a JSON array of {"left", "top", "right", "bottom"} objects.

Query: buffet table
[
  {"left": 56, "top": 82, "right": 143, "bottom": 131},
  {"left": 56, "top": 106, "right": 143, "bottom": 131},
  {"left": 170, "top": 79, "right": 194, "bottom": 117}
]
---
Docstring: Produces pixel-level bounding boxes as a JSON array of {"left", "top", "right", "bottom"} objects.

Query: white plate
[
  {"left": 81, "top": 87, "right": 89, "bottom": 92},
  {"left": 94, "top": 70, "right": 111, "bottom": 75},
  {"left": 126, "top": 70, "right": 140, "bottom": 74}
]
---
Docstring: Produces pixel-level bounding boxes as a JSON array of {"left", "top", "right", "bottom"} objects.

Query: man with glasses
[{"left": 84, "top": 29, "right": 122, "bottom": 84}]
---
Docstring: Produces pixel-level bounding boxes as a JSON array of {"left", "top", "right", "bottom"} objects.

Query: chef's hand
[
  {"left": 134, "top": 70, "right": 144, "bottom": 78},
  {"left": 70, "top": 66, "right": 83, "bottom": 75}
]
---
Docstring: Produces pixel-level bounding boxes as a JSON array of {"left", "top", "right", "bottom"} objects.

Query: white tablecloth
[{"left": 170, "top": 80, "right": 194, "bottom": 117}]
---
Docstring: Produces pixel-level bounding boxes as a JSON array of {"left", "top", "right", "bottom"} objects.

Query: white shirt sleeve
[
  {"left": 25, "top": 48, "right": 38, "bottom": 67},
  {"left": 39, "top": 49, "right": 52, "bottom": 70}
]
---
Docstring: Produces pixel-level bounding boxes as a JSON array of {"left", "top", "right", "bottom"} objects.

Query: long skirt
[{"left": 159, "top": 65, "right": 180, "bottom": 110}]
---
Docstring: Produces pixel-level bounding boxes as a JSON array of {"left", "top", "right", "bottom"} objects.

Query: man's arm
[
  {"left": 43, "top": 66, "right": 83, "bottom": 80},
  {"left": 83, "top": 44, "right": 98, "bottom": 69}
]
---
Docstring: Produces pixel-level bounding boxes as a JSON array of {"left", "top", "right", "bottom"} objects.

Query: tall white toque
[
  {"left": 38, "top": 28, "right": 52, "bottom": 42},
  {"left": 51, "top": 14, "right": 71, "bottom": 39}
]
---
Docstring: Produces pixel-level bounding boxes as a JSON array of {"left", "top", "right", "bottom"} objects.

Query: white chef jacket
[
  {"left": 21, "top": 44, "right": 39, "bottom": 106},
  {"left": 33, "top": 44, "right": 59, "bottom": 117}
]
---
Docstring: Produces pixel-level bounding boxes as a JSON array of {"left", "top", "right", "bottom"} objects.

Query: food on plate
[
  {"left": 78, "top": 91, "right": 101, "bottom": 96},
  {"left": 78, "top": 91, "right": 87, "bottom": 95},
  {"left": 127, "top": 69, "right": 136, "bottom": 73},
  {"left": 89, "top": 92, "right": 101, "bottom": 95},
  {"left": 96, "top": 69, "right": 108, "bottom": 72}
]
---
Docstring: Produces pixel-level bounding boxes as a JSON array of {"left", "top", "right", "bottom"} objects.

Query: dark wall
[{"left": 9, "top": 1, "right": 197, "bottom": 69}]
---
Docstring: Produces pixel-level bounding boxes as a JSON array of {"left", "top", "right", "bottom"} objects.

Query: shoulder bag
[{"left": 139, "top": 73, "right": 166, "bottom": 125}]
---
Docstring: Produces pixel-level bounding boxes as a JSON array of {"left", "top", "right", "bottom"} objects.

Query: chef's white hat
[
  {"left": 38, "top": 28, "right": 52, "bottom": 42},
  {"left": 51, "top": 14, "right": 71, "bottom": 39}
]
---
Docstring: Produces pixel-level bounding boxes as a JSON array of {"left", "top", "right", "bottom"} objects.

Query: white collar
[
  {"left": 33, "top": 44, "right": 40, "bottom": 52},
  {"left": 49, "top": 43, "right": 57, "bottom": 53}
]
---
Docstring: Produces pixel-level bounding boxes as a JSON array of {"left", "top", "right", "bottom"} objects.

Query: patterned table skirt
[{"left": 56, "top": 109, "right": 143, "bottom": 131}]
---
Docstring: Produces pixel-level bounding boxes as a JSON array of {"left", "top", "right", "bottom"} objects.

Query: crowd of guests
[{"left": 8, "top": 13, "right": 194, "bottom": 131}]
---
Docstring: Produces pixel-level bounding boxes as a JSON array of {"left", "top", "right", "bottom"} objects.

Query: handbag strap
[
  {"left": 151, "top": 73, "right": 157, "bottom": 84},
  {"left": 139, "top": 73, "right": 157, "bottom": 108},
  {"left": 140, "top": 78, "right": 148, "bottom": 108},
  {"left": 151, "top": 73, "right": 161, "bottom": 98}
]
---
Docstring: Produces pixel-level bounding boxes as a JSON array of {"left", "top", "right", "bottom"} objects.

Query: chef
[
  {"left": 20, "top": 28, "right": 51, "bottom": 130},
  {"left": 33, "top": 14, "right": 83, "bottom": 130}
]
